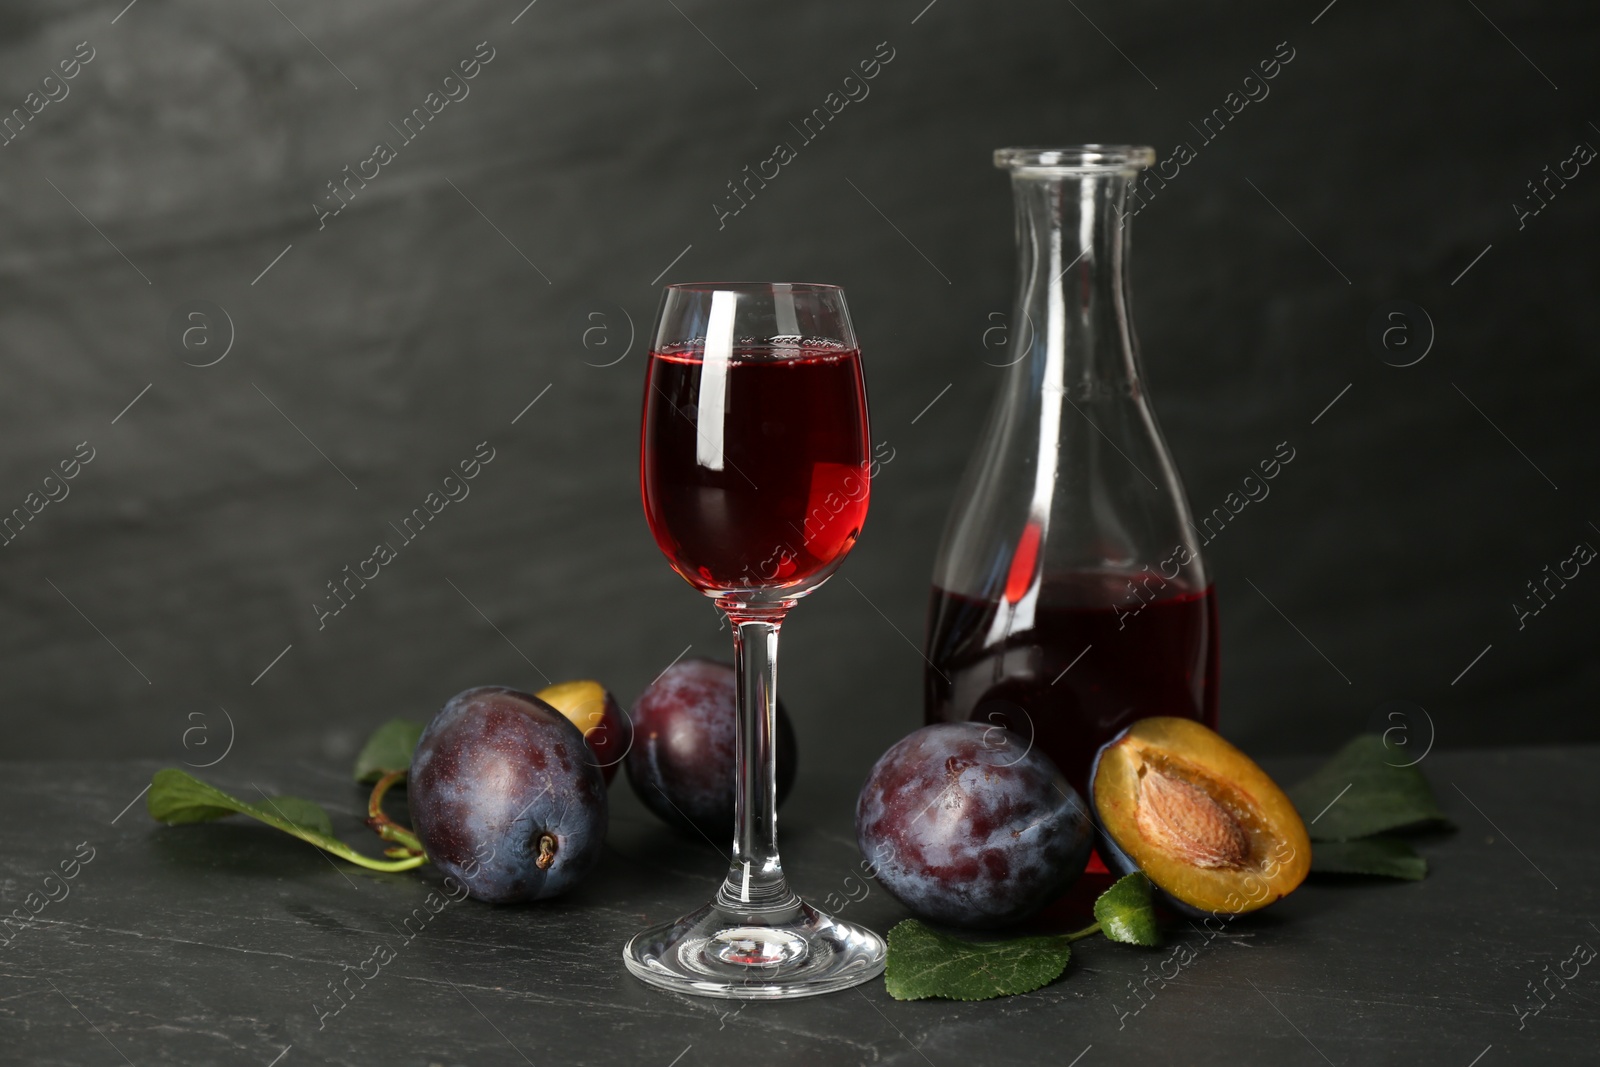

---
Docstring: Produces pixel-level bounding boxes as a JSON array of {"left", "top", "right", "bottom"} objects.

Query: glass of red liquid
[{"left": 625, "top": 282, "right": 887, "bottom": 999}]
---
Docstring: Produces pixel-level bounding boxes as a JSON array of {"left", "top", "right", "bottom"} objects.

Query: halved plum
[
  {"left": 537, "top": 679, "right": 631, "bottom": 785},
  {"left": 1090, "top": 717, "right": 1309, "bottom": 917}
]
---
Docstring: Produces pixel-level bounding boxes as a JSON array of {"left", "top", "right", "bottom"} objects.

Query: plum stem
[
  {"left": 1065, "top": 922, "right": 1103, "bottom": 942},
  {"left": 535, "top": 833, "right": 558, "bottom": 870},
  {"left": 323, "top": 844, "right": 429, "bottom": 873},
  {"left": 365, "top": 769, "right": 426, "bottom": 855}
]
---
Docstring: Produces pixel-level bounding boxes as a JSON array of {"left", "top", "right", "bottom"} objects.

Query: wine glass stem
[{"left": 718, "top": 611, "right": 800, "bottom": 921}]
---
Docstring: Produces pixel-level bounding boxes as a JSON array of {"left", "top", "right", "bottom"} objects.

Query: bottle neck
[{"left": 1010, "top": 170, "right": 1140, "bottom": 395}]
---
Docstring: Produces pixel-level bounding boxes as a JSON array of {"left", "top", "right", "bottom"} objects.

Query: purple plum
[
  {"left": 625, "top": 659, "right": 796, "bottom": 839},
  {"left": 856, "top": 722, "right": 1092, "bottom": 928},
  {"left": 410, "top": 686, "right": 607, "bottom": 903}
]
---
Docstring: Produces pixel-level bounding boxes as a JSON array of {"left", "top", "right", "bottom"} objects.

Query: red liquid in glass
[
  {"left": 924, "top": 572, "right": 1219, "bottom": 798},
  {"left": 642, "top": 345, "right": 869, "bottom": 593}
]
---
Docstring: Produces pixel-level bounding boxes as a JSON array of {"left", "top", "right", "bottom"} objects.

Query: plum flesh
[
  {"left": 410, "top": 686, "right": 608, "bottom": 903},
  {"left": 856, "top": 722, "right": 1092, "bottom": 929},
  {"left": 625, "top": 659, "right": 796, "bottom": 840},
  {"left": 1089, "top": 717, "right": 1310, "bottom": 918}
]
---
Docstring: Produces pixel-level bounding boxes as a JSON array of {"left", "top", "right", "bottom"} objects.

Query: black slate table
[{"left": 1, "top": 747, "right": 1594, "bottom": 1066}]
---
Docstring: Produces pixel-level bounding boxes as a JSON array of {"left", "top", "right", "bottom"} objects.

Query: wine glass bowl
[
  {"left": 626, "top": 282, "right": 887, "bottom": 999},
  {"left": 641, "top": 286, "right": 871, "bottom": 606}
]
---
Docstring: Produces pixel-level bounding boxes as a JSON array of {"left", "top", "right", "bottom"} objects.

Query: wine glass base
[{"left": 623, "top": 899, "right": 886, "bottom": 1000}]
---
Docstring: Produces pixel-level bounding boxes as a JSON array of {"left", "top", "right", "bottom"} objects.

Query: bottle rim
[{"left": 995, "top": 145, "right": 1156, "bottom": 173}]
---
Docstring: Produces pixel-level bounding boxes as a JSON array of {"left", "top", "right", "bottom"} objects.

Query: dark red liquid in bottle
[
  {"left": 924, "top": 571, "right": 1219, "bottom": 798},
  {"left": 642, "top": 345, "right": 869, "bottom": 593}
]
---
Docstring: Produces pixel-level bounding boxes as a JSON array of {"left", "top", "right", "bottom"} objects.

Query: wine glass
[{"left": 625, "top": 282, "right": 887, "bottom": 999}]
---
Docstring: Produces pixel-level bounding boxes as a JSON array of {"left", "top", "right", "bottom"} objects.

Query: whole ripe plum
[
  {"left": 856, "top": 722, "right": 1092, "bottom": 929},
  {"left": 625, "top": 659, "right": 796, "bottom": 840},
  {"left": 410, "top": 686, "right": 608, "bottom": 903},
  {"left": 536, "top": 679, "right": 632, "bottom": 785}
]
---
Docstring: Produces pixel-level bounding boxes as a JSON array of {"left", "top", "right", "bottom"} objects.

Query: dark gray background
[{"left": 2, "top": 0, "right": 1595, "bottom": 784}]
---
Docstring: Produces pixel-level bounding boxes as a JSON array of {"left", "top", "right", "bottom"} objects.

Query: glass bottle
[{"left": 924, "top": 145, "right": 1218, "bottom": 800}]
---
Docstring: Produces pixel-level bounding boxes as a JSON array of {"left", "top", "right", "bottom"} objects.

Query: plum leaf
[
  {"left": 884, "top": 919, "right": 1074, "bottom": 1001},
  {"left": 146, "top": 769, "right": 425, "bottom": 873},
  {"left": 1094, "top": 873, "right": 1163, "bottom": 947},
  {"left": 257, "top": 794, "right": 335, "bottom": 837},
  {"left": 1288, "top": 735, "right": 1453, "bottom": 842},
  {"left": 1310, "top": 837, "right": 1427, "bottom": 880},
  {"left": 149, "top": 769, "right": 335, "bottom": 839},
  {"left": 354, "top": 719, "right": 424, "bottom": 784}
]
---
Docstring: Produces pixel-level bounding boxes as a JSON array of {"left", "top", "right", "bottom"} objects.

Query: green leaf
[
  {"left": 146, "top": 769, "right": 426, "bottom": 873},
  {"left": 1093, "top": 873, "right": 1163, "bottom": 947},
  {"left": 884, "top": 920, "right": 1074, "bottom": 1002},
  {"left": 148, "top": 769, "right": 333, "bottom": 839},
  {"left": 1288, "top": 734, "right": 1453, "bottom": 842},
  {"left": 1311, "top": 837, "right": 1427, "bottom": 880},
  {"left": 258, "top": 795, "right": 334, "bottom": 837},
  {"left": 353, "top": 719, "right": 424, "bottom": 783}
]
